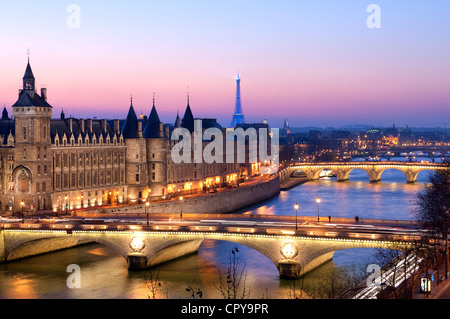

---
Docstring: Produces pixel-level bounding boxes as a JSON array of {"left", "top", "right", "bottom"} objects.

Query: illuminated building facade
[{"left": 0, "top": 60, "right": 241, "bottom": 214}]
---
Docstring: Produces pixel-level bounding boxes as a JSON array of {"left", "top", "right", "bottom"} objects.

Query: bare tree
[
  {"left": 375, "top": 246, "right": 403, "bottom": 298},
  {"left": 412, "top": 238, "right": 442, "bottom": 298},
  {"left": 289, "top": 264, "right": 367, "bottom": 299},
  {"left": 372, "top": 240, "right": 441, "bottom": 299},
  {"left": 337, "top": 263, "right": 370, "bottom": 299},
  {"left": 186, "top": 285, "right": 203, "bottom": 299},
  {"left": 287, "top": 276, "right": 311, "bottom": 299},
  {"left": 214, "top": 246, "right": 251, "bottom": 299},
  {"left": 144, "top": 268, "right": 167, "bottom": 299},
  {"left": 260, "top": 288, "right": 271, "bottom": 299}
]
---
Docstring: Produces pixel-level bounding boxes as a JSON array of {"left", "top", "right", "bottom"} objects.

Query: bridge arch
[
  {"left": 340, "top": 168, "right": 370, "bottom": 182},
  {"left": 290, "top": 169, "right": 307, "bottom": 178},
  {"left": 284, "top": 162, "right": 448, "bottom": 184},
  {"left": 414, "top": 169, "right": 439, "bottom": 183},
  {"left": 377, "top": 168, "right": 408, "bottom": 183},
  {"left": 3, "top": 231, "right": 130, "bottom": 263},
  {"left": 1, "top": 229, "right": 415, "bottom": 279},
  {"left": 142, "top": 235, "right": 283, "bottom": 271},
  {"left": 311, "top": 168, "right": 336, "bottom": 180}
]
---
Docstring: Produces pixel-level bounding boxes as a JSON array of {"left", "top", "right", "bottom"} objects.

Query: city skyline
[{"left": 0, "top": 1, "right": 449, "bottom": 129}]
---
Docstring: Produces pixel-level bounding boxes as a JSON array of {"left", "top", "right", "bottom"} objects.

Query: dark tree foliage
[
  {"left": 414, "top": 162, "right": 450, "bottom": 235},
  {"left": 414, "top": 162, "right": 450, "bottom": 277}
]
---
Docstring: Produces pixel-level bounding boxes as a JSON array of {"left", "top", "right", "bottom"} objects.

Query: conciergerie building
[{"left": 0, "top": 59, "right": 252, "bottom": 215}]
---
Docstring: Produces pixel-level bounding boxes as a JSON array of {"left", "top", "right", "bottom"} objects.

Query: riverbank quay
[
  {"left": 280, "top": 177, "right": 308, "bottom": 191},
  {"left": 70, "top": 175, "right": 280, "bottom": 218}
]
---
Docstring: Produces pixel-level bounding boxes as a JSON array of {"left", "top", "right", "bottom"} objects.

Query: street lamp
[
  {"left": 316, "top": 197, "right": 321, "bottom": 222},
  {"left": 179, "top": 196, "right": 184, "bottom": 220},
  {"left": 146, "top": 201, "right": 150, "bottom": 226},
  {"left": 294, "top": 203, "right": 299, "bottom": 230},
  {"left": 20, "top": 201, "right": 25, "bottom": 217},
  {"left": 63, "top": 195, "right": 68, "bottom": 217}
]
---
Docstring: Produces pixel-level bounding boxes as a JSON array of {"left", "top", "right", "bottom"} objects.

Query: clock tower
[
  {"left": 11, "top": 59, "right": 53, "bottom": 213},
  {"left": 23, "top": 58, "right": 35, "bottom": 93}
]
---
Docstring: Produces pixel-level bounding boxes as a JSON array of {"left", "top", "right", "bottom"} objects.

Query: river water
[{"left": 0, "top": 161, "right": 435, "bottom": 299}]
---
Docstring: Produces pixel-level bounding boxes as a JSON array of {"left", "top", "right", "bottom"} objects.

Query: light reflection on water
[
  {"left": 0, "top": 168, "right": 433, "bottom": 299},
  {"left": 239, "top": 168, "right": 431, "bottom": 221}
]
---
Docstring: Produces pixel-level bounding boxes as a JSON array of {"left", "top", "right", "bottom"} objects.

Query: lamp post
[
  {"left": 20, "top": 201, "right": 25, "bottom": 217},
  {"left": 179, "top": 196, "right": 183, "bottom": 220},
  {"left": 63, "top": 195, "right": 68, "bottom": 217},
  {"left": 146, "top": 201, "right": 150, "bottom": 226},
  {"left": 294, "top": 203, "right": 299, "bottom": 230},
  {"left": 316, "top": 197, "right": 321, "bottom": 222}
]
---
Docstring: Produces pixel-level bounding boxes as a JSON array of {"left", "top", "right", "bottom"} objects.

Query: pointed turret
[
  {"left": 24, "top": 59, "right": 34, "bottom": 79},
  {"left": 143, "top": 94, "right": 161, "bottom": 138},
  {"left": 174, "top": 110, "right": 181, "bottom": 128},
  {"left": 122, "top": 97, "right": 139, "bottom": 139},
  {"left": 181, "top": 95, "right": 194, "bottom": 133},
  {"left": 13, "top": 58, "right": 52, "bottom": 108},
  {"left": 2, "top": 107, "right": 8, "bottom": 120},
  {"left": 23, "top": 58, "right": 35, "bottom": 92}
]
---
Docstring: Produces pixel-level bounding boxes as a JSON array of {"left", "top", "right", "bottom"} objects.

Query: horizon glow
[{"left": 0, "top": 1, "right": 449, "bottom": 129}]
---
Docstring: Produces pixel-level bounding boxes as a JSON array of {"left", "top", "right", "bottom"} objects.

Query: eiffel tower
[{"left": 230, "top": 72, "right": 245, "bottom": 127}]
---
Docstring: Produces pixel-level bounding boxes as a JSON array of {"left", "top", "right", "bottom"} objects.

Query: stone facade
[{"left": 0, "top": 60, "right": 244, "bottom": 215}]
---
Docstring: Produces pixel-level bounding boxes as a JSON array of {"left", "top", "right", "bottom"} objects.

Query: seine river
[{"left": 0, "top": 160, "right": 436, "bottom": 299}]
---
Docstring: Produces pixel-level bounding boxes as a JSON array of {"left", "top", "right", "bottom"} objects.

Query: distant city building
[
  {"left": 234, "top": 122, "right": 273, "bottom": 176},
  {"left": 230, "top": 72, "right": 245, "bottom": 128},
  {"left": 0, "top": 60, "right": 245, "bottom": 214},
  {"left": 282, "top": 118, "right": 291, "bottom": 135}
]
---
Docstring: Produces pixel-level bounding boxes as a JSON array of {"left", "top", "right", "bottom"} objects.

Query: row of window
[
  {"left": 54, "top": 136, "right": 124, "bottom": 147},
  {"left": 167, "top": 163, "right": 238, "bottom": 183},
  {"left": 54, "top": 151, "right": 126, "bottom": 168},
  {"left": 54, "top": 170, "right": 125, "bottom": 190}
]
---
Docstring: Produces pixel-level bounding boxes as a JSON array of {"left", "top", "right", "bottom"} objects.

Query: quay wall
[{"left": 75, "top": 176, "right": 281, "bottom": 217}]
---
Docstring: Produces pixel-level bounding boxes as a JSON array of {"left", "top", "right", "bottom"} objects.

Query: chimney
[
  {"left": 87, "top": 119, "right": 93, "bottom": 132},
  {"left": 114, "top": 119, "right": 120, "bottom": 134},
  {"left": 41, "top": 88, "right": 47, "bottom": 101},
  {"left": 68, "top": 118, "right": 73, "bottom": 133},
  {"left": 80, "top": 119, "right": 85, "bottom": 133},
  {"left": 101, "top": 119, "right": 107, "bottom": 132},
  {"left": 138, "top": 121, "right": 143, "bottom": 138},
  {"left": 159, "top": 122, "right": 164, "bottom": 138}
]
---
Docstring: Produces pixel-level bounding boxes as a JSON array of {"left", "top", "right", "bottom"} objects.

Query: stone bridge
[
  {"left": 279, "top": 161, "right": 448, "bottom": 184},
  {"left": 0, "top": 224, "right": 418, "bottom": 278}
]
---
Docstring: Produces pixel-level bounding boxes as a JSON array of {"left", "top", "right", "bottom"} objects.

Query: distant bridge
[
  {"left": 0, "top": 215, "right": 426, "bottom": 279},
  {"left": 280, "top": 161, "right": 448, "bottom": 183}
]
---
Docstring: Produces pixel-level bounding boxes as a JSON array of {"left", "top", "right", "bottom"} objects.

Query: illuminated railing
[{"left": 1, "top": 221, "right": 425, "bottom": 244}]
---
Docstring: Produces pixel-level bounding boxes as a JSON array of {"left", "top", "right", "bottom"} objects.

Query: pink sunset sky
[{"left": 0, "top": 1, "right": 449, "bottom": 129}]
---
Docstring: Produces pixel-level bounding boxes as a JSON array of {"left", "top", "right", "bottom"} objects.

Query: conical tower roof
[
  {"left": 181, "top": 98, "right": 194, "bottom": 133},
  {"left": 174, "top": 110, "right": 181, "bottom": 128},
  {"left": 23, "top": 59, "right": 34, "bottom": 80},
  {"left": 143, "top": 99, "right": 161, "bottom": 138},
  {"left": 2, "top": 107, "right": 8, "bottom": 120},
  {"left": 122, "top": 98, "right": 139, "bottom": 139}
]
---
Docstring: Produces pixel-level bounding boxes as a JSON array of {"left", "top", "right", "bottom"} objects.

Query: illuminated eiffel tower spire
[{"left": 230, "top": 72, "right": 245, "bottom": 127}]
